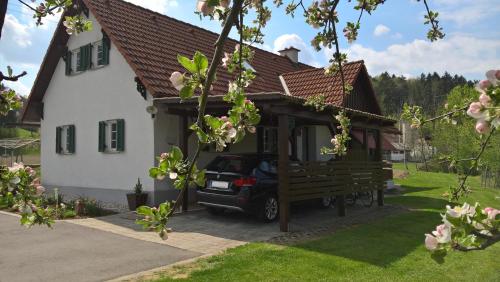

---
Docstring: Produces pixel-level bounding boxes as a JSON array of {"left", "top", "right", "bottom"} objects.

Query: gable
[
  {"left": 281, "top": 61, "right": 383, "bottom": 115},
  {"left": 23, "top": 0, "right": 313, "bottom": 121}
]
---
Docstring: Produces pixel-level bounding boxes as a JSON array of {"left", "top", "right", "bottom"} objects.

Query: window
[
  {"left": 99, "top": 119, "right": 125, "bottom": 152},
  {"left": 262, "top": 127, "right": 278, "bottom": 153},
  {"left": 96, "top": 40, "right": 104, "bottom": 66},
  {"left": 56, "top": 125, "right": 75, "bottom": 154},
  {"left": 75, "top": 49, "right": 82, "bottom": 72}
]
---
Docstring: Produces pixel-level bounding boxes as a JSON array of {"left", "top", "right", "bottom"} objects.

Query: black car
[{"left": 197, "top": 154, "right": 332, "bottom": 222}]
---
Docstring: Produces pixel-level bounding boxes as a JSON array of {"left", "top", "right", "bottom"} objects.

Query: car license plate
[{"left": 211, "top": 180, "right": 229, "bottom": 189}]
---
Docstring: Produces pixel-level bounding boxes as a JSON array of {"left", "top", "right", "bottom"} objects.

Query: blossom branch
[
  {"left": 168, "top": 0, "right": 245, "bottom": 216},
  {"left": 451, "top": 127, "right": 496, "bottom": 200}
]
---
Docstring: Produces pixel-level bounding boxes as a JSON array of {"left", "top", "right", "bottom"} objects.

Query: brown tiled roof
[
  {"left": 281, "top": 60, "right": 364, "bottom": 106},
  {"left": 84, "top": 0, "right": 312, "bottom": 97}
]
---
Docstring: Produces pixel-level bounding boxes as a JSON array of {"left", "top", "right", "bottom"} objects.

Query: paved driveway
[{"left": 0, "top": 213, "right": 201, "bottom": 282}]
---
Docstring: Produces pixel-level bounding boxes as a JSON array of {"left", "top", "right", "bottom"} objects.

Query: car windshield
[{"left": 206, "top": 156, "right": 259, "bottom": 174}]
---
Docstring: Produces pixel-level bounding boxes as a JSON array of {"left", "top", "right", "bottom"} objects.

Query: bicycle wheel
[
  {"left": 358, "top": 191, "right": 374, "bottom": 207},
  {"left": 345, "top": 193, "right": 356, "bottom": 206}
]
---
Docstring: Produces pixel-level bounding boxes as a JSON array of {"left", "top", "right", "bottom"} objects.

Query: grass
[{"left": 151, "top": 164, "right": 500, "bottom": 282}]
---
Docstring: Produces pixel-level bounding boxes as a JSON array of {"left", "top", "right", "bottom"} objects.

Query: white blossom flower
[
  {"left": 169, "top": 71, "right": 185, "bottom": 91},
  {"left": 197, "top": 0, "right": 214, "bottom": 16},
  {"left": 169, "top": 171, "right": 178, "bottom": 179},
  {"left": 431, "top": 223, "right": 452, "bottom": 244},
  {"left": 424, "top": 234, "right": 438, "bottom": 251},
  {"left": 8, "top": 162, "right": 25, "bottom": 173}
]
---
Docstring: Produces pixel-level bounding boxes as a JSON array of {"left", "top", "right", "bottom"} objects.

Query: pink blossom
[
  {"left": 169, "top": 71, "right": 185, "bottom": 91},
  {"left": 219, "top": 0, "right": 230, "bottom": 9},
  {"left": 424, "top": 234, "right": 438, "bottom": 251},
  {"left": 485, "top": 70, "right": 499, "bottom": 84},
  {"left": 478, "top": 79, "right": 491, "bottom": 90},
  {"left": 496, "top": 70, "right": 500, "bottom": 80},
  {"left": 247, "top": 126, "right": 256, "bottom": 134},
  {"left": 431, "top": 223, "right": 451, "bottom": 244},
  {"left": 466, "top": 102, "right": 486, "bottom": 119},
  {"left": 197, "top": 1, "right": 214, "bottom": 16},
  {"left": 223, "top": 121, "right": 233, "bottom": 129},
  {"left": 160, "top": 152, "right": 169, "bottom": 160},
  {"left": 479, "top": 93, "right": 491, "bottom": 107},
  {"left": 484, "top": 207, "right": 500, "bottom": 220},
  {"left": 475, "top": 120, "right": 490, "bottom": 134},
  {"left": 35, "top": 185, "right": 45, "bottom": 195},
  {"left": 222, "top": 52, "right": 231, "bottom": 68},
  {"left": 8, "top": 162, "right": 25, "bottom": 173}
]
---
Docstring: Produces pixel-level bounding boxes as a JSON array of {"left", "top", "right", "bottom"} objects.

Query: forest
[{"left": 371, "top": 72, "right": 473, "bottom": 117}]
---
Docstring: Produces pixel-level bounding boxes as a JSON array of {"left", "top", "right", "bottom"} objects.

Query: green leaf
[
  {"left": 177, "top": 55, "right": 197, "bottom": 74},
  {"left": 170, "top": 146, "right": 184, "bottom": 161},
  {"left": 179, "top": 84, "right": 195, "bottom": 100},
  {"left": 149, "top": 167, "right": 161, "bottom": 178},
  {"left": 136, "top": 206, "right": 153, "bottom": 216},
  {"left": 193, "top": 51, "right": 209, "bottom": 74}
]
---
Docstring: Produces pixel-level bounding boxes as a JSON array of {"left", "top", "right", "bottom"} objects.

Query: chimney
[{"left": 278, "top": 47, "right": 300, "bottom": 63}]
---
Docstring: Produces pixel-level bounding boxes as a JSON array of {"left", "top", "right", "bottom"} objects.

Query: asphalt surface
[{"left": 0, "top": 213, "right": 201, "bottom": 282}]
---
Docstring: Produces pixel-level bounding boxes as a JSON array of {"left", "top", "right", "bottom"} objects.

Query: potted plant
[{"left": 127, "top": 178, "right": 148, "bottom": 211}]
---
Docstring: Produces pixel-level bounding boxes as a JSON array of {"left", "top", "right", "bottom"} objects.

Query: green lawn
[{"left": 152, "top": 165, "right": 500, "bottom": 282}]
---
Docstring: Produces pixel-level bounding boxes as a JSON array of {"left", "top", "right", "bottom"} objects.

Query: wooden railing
[{"left": 287, "top": 161, "right": 392, "bottom": 202}]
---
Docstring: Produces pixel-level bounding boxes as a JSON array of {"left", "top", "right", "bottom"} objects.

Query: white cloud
[
  {"left": 435, "top": 0, "right": 500, "bottom": 26},
  {"left": 123, "top": 0, "right": 179, "bottom": 14},
  {"left": 3, "top": 14, "right": 32, "bottom": 48},
  {"left": 340, "top": 34, "right": 500, "bottom": 79},
  {"left": 273, "top": 34, "right": 321, "bottom": 67},
  {"left": 373, "top": 24, "right": 390, "bottom": 37}
]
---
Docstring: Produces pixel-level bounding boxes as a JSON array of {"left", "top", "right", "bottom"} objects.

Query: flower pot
[{"left": 126, "top": 193, "right": 148, "bottom": 211}]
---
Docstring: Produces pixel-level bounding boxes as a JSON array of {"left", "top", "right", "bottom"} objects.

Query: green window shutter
[
  {"left": 56, "top": 127, "right": 62, "bottom": 154},
  {"left": 86, "top": 43, "right": 93, "bottom": 69},
  {"left": 117, "top": 119, "right": 125, "bottom": 152},
  {"left": 98, "top": 121, "right": 106, "bottom": 152},
  {"left": 102, "top": 36, "right": 110, "bottom": 65},
  {"left": 77, "top": 46, "right": 84, "bottom": 72},
  {"left": 65, "top": 51, "right": 72, "bottom": 76},
  {"left": 68, "top": 125, "right": 76, "bottom": 154}
]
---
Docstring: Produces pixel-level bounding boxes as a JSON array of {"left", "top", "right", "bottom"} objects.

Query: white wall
[
  {"left": 313, "top": 125, "right": 333, "bottom": 161},
  {"left": 41, "top": 13, "right": 156, "bottom": 200}
]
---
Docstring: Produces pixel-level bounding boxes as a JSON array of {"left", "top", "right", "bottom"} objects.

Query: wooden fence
[{"left": 287, "top": 161, "right": 392, "bottom": 203}]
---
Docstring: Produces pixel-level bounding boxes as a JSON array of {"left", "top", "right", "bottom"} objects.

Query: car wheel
[
  {"left": 259, "top": 194, "right": 279, "bottom": 222},
  {"left": 207, "top": 207, "right": 225, "bottom": 215},
  {"left": 318, "top": 196, "right": 332, "bottom": 209}
]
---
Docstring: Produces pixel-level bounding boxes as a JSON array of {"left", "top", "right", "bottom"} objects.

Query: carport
[{"left": 155, "top": 92, "right": 397, "bottom": 232}]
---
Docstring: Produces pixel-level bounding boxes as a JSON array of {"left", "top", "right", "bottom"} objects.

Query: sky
[{"left": 1, "top": 0, "right": 499, "bottom": 96}]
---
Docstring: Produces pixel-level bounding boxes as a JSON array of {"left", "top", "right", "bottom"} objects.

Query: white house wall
[{"left": 41, "top": 13, "right": 155, "bottom": 207}]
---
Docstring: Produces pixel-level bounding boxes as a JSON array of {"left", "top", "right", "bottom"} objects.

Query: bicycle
[{"left": 345, "top": 190, "right": 374, "bottom": 207}]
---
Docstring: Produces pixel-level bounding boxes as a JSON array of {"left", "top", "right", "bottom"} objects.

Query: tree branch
[{"left": 168, "top": 0, "right": 244, "bottom": 216}]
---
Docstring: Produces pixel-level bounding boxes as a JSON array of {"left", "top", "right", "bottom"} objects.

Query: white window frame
[
  {"left": 94, "top": 40, "right": 105, "bottom": 67},
  {"left": 262, "top": 127, "right": 278, "bottom": 153},
  {"left": 59, "top": 125, "right": 72, "bottom": 154},
  {"left": 71, "top": 48, "right": 82, "bottom": 73},
  {"left": 105, "top": 120, "right": 119, "bottom": 152}
]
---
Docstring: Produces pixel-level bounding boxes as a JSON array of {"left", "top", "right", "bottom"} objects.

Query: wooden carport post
[
  {"left": 179, "top": 115, "right": 189, "bottom": 212},
  {"left": 375, "top": 129, "right": 384, "bottom": 206},
  {"left": 278, "top": 114, "right": 290, "bottom": 232}
]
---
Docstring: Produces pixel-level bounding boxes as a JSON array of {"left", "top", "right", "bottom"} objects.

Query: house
[{"left": 22, "top": 0, "right": 397, "bottom": 218}]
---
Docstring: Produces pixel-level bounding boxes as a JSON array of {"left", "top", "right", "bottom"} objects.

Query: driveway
[{"left": 0, "top": 212, "right": 201, "bottom": 282}]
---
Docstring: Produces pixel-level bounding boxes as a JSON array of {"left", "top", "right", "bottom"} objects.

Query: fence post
[
  {"left": 376, "top": 129, "right": 384, "bottom": 207},
  {"left": 337, "top": 194, "right": 346, "bottom": 216},
  {"left": 278, "top": 114, "right": 290, "bottom": 232}
]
